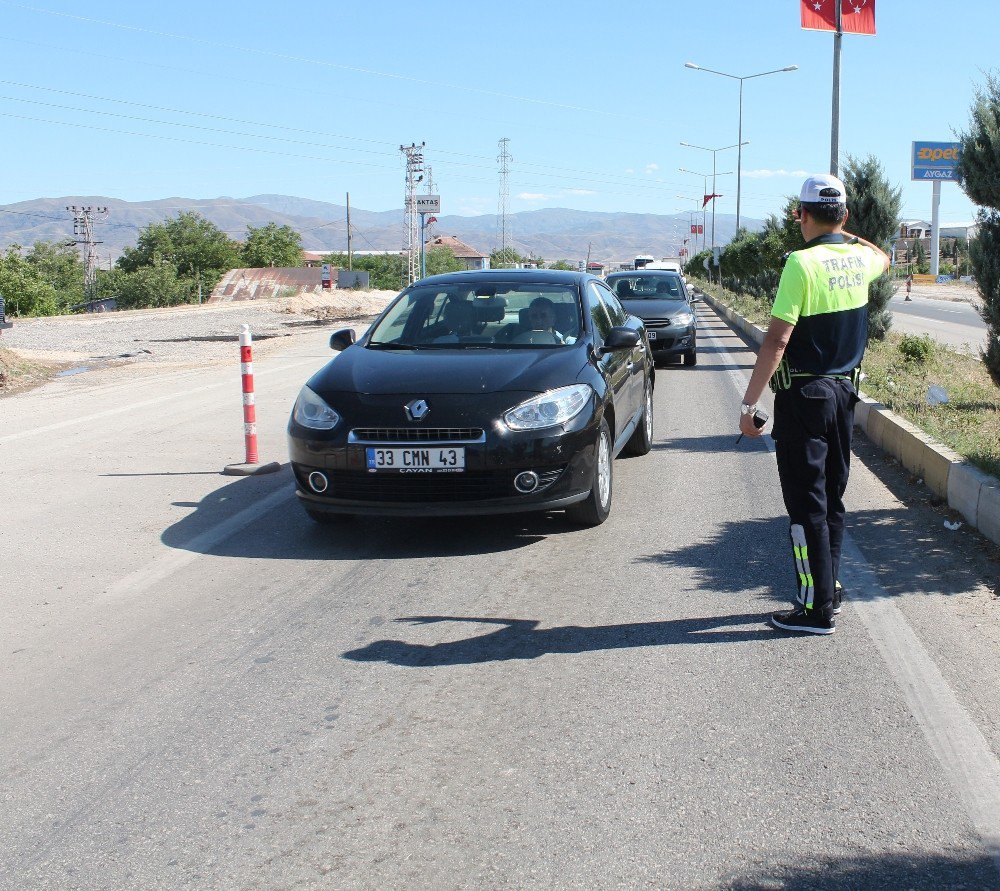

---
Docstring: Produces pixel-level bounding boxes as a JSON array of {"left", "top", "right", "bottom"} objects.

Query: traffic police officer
[{"left": 739, "top": 174, "right": 890, "bottom": 634}]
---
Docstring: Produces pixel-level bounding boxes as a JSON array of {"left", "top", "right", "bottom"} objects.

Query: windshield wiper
[{"left": 367, "top": 342, "right": 422, "bottom": 350}]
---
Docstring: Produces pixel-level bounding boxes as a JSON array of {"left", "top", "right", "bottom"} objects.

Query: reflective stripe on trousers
[{"left": 790, "top": 523, "right": 815, "bottom": 609}]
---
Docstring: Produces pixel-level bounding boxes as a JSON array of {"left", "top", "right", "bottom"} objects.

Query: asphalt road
[
  {"left": 2, "top": 305, "right": 999, "bottom": 890},
  {"left": 888, "top": 292, "right": 987, "bottom": 353}
]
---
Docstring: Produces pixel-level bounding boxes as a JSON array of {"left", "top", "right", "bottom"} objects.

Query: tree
[
  {"left": 0, "top": 245, "right": 59, "bottom": 316},
  {"left": 547, "top": 260, "right": 576, "bottom": 271},
  {"left": 425, "top": 246, "right": 464, "bottom": 277},
  {"left": 956, "top": 71, "right": 1000, "bottom": 385},
  {"left": 118, "top": 212, "right": 240, "bottom": 291},
  {"left": 99, "top": 263, "right": 189, "bottom": 310},
  {"left": 25, "top": 241, "right": 84, "bottom": 312},
  {"left": 490, "top": 247, "right": 528, "bottom": 269},
  {"left": 242, "top": 222, "right": 303, "bottom": 268},
  {"left": 842, "top": 154, "right": 902, "bottom": 341}
]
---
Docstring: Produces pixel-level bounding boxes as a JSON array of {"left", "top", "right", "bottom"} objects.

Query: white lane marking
[
  {"left": 0, "top": 358, "right": 319, "bottom": 447},
  {"left": 703, "top": 303, "right": 1000, "bottom": 872},
  {"left": 98, "top": 485, "right": 291, "bottom": 604}
]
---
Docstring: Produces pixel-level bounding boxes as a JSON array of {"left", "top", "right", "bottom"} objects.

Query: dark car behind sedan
[
  {"left": 287, "top": 269, "right": 655, "bottom": 526},
  {"left": 605, "top": 270, "right": 698, "bottom": 366}
]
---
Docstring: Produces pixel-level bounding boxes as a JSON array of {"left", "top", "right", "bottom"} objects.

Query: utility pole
[
  {"left": 424, "top": 167, "right": 437, "bottom": 240},
  {"left": 399, "top": 142, "right": 425, "bottom": 286},
  {"left": 831, "top": 1, "right": 843, "bottom": 175},
  {"left": 346, "top": 192, "right": 353, "bottom": 270},
  {"left": 66, "top": 205, "right": 109, "bottom": 308},
  {"left": 496, "top": 137, "right": 512, "bottom": 266}
]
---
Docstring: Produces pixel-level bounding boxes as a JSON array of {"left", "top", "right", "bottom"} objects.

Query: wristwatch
[{"left": 741, "top": 402, "right": 758, "bottom": 415}]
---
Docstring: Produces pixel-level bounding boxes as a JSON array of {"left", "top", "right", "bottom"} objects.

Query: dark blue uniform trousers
[{"left": 772, "top": 377, "right": 858, "bottom": 621}]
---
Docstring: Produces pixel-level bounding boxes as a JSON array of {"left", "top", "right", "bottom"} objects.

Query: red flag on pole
[
  {"left": 801, "top": 0, "right": 876, "bottom": 35},
  {"left": 703, "top": 194, "right": 722, "bottom": 208}
]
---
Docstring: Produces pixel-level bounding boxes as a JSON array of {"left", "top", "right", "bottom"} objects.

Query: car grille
[
  {"left": 305, "top": 466, "right": 566, "bottom": 502},
  {"left": 643, "top": 317, "right": 674, "bottom": 327},
  {"left": 651, "top": 337, "right": 677, "bottom": 348},
  {"left": 349, "top": 427, "right": 485, "bottom": 443}
]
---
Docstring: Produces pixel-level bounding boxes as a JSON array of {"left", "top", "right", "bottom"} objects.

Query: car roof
[
  {"left": 607, "top": 269, "right": 682, "bottom": 277},
  {"left": 413, "top": 268, "right": 597, "bottom": 288}
]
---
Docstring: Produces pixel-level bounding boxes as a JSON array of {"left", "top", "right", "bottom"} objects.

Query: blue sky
[{"left": 0, "top": 0, "right": 991, "bottom": 227}]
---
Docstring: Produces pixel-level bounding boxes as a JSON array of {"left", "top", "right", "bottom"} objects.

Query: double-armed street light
[
  {"left": 675, "top": 195, "right": 705, "bottom": 253},
  {"left": 679, "top": 141, "right": 744, "bottom": 251},
  {"left": 683, "top": 62, "right": 798, "bottom": 231}
]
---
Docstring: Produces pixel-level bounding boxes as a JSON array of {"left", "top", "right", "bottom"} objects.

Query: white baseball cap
[{"left": 799, "top": 173, "right": 847, "bottom": 204}]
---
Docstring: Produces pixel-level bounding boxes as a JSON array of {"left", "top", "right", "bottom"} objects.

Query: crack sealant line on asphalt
[
  {"left": 0, "top": 357, "right": 320, "bottom": 447},
  {"left": 97, "top": 485, "right": 293, "bottom": 605},
  {"left": 702, "top": 303, "right": 1000, "bottom": 875}
]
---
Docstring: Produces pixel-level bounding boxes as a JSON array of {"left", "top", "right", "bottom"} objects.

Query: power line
[
  {"left": 66, "top": 205, "right": 108, "bottom": 302},
  {"left": 1, "top": 1, "right": 625, "bottom": 118}
]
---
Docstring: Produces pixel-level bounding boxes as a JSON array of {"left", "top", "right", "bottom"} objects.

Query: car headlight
[
  {"left": 504, "top": 384, "right": 592, "bottom": 431},
  {"left": 672, "top": 311, "right": 695, "bottom": 326},
  {"left": 292, "top": 385, "right": 341, "bottom": 430}
]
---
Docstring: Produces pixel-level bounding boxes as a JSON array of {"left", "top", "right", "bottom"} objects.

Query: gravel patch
[
  {"left": 0, "top": 289, "right": 399, "bottom": 395},
  {"left": 0, "top": 290, "right": 397, "bottom": 391}
]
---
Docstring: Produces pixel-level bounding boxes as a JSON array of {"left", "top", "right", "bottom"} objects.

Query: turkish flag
[
  {"left": 426, "top": 216, "right": 438, "bottom": 224},
  {"left": 703, "top": 193, "right": 722, "bottom": 208},
  {"left": 801, "top": 0, "right": 876, "bottom": 35}
]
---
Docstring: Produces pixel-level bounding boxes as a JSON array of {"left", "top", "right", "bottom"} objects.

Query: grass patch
[
  {"left": 862, "top": 335, "right": 1000, "bottom": 478},
  {"left": 693, "top": 279, "right": 1000, "bottom": 479},
  {"left": 0, "top": 347, "right": 59, "bottom": 396}
]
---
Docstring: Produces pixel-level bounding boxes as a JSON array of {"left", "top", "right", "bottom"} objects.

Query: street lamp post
[
  {"left": 680, "top": 142, "right": 743, "bottom": 253},
  {"left": 675, "top": 195, "right": 704, "bottom": 253},
  {"left": 684, "top": 62, "right": 798, "bottom": 231}
]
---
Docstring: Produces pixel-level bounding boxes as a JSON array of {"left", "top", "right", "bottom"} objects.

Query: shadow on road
[
  {"left": 725, "top": 850, "right": 999, "bottom": 890},
  {"left": 161, "top": 467, "right": 588, "bottom": 561},
  {"left": 637, "top": 510, "right": 994, "bottom": 601},
  {"left": 342, "top": 612, "right": 774, "bottom": 666}
]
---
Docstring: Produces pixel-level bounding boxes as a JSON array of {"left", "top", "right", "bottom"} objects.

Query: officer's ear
[{"left": 842, "top": 208, "right": 850, "bottom": 226}]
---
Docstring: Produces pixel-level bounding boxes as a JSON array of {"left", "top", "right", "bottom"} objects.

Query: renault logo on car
[{"left": 405, "top": 398, "right": 430, "bottom": 421}]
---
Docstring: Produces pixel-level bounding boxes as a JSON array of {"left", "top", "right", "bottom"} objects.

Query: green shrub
[{"left": 898, "top": 333, "right": 935, "bottom": 364}]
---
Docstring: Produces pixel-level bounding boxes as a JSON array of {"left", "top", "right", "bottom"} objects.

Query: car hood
[
  {"left": 308, "top": 344, "right": 587, "bottom": 396},
  {"left": 620, "top": 298, "right": 691, "bottom": 318}
]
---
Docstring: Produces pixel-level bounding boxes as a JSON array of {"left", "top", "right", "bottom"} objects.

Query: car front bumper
[{"left": 288, "top": 409, "right": 601, "bottom": 518}]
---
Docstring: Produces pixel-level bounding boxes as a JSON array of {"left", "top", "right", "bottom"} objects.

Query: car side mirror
[
  {"left": 597, "top": 326, "right": 640, "bottom": 357},
  {"left": 329, "top": 328, "right": 356, "bottom": 351}
]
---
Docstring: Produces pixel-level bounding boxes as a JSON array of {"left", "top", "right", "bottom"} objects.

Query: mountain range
[{"left": 0, "top": 194, "right": 761, "bottom": 266}]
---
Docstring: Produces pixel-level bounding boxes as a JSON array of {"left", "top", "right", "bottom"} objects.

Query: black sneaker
[
  {"left": 833, "top": 581, "right": 845, "bottom": 616},
  {"left": 771, "top": 608, "right": 835, "bottom": 635}
]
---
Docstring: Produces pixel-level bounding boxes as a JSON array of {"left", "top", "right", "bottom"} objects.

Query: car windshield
[
  {"left": 367, "top": 282, "right": 581, "bottom": 349},
  {"left": 608, "top": 275, "right": 685, "bottom": 301}
]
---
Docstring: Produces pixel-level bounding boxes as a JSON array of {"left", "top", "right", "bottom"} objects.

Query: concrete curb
[{"left": 699, "top": 289, "right": 1000, "bottom": 549}]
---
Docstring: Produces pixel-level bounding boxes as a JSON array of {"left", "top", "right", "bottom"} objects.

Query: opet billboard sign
[{"left": 912, "top": 141, "right": 961, "bottom": 181}]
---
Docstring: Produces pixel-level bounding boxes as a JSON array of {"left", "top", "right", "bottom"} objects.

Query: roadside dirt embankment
[{"left": 0, "top": 289, "right": 397, "bottom": 396}]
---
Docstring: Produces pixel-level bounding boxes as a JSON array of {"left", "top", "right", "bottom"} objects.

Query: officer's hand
[{"left": 739, "top": 412, "right": 764, "bottom": 438}]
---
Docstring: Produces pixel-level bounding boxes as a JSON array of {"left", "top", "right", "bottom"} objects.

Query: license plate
[
  {"left": 366, "top": 446, "right": 465, "bottom": 472},
  {"left": 647, "top": 330, "right": 657, "bottom": 340}
]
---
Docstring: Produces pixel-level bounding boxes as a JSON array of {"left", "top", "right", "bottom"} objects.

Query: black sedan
[
  {"left": 287, "top": 269, "right": 654, "bottom": 526},
  {"left": 605, "top": 270, "right": 698, "bottom": 366}
]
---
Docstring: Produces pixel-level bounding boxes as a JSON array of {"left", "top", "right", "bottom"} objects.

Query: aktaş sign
[{"left": 912, "top": 141, "right": 962, "bottom": 181}]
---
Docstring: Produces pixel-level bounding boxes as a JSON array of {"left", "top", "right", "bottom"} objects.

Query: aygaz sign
[{"left": 911, "top": 141, "right": 962, "bottom": 181}]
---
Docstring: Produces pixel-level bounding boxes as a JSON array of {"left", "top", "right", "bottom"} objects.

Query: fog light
[
  {"left": 307, "top": 471, "right": 329, "bottom": 493},
  {"left": 514, "top": 471, "right": 540, "bottom": 493}
]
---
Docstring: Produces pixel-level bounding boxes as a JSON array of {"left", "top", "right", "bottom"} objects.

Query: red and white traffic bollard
[
  {"left": 223, "top": 324, "right": 279, "bottom": 476},
  {"left": 241, "top": 325, "right": 259, "bottom": 464}
]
